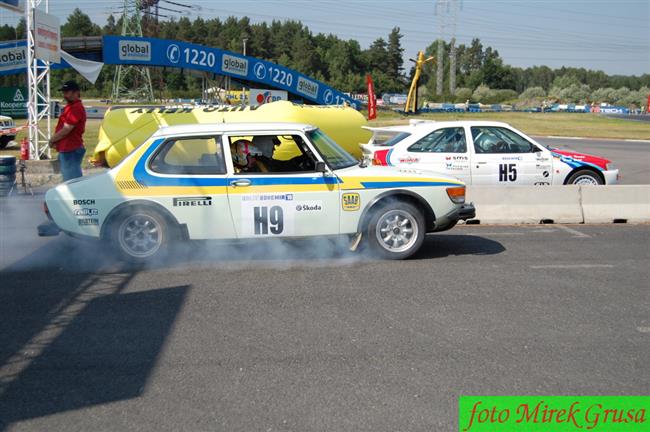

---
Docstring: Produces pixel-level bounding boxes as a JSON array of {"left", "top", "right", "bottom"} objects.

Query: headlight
[
  {"left": 606, "top": 162, "right": 616, "bottom": 171},
  {"left": 446, "top": 186, "right": 466, "bottom": 204}
]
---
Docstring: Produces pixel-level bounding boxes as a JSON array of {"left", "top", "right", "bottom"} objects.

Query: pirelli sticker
[{"left": 342, "top": 192, "right": 360, "bottom": 211}]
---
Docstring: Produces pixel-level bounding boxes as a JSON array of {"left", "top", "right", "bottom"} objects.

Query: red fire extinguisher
[{"left": 20, "top": 138, "right": 30, "bottom": 160}]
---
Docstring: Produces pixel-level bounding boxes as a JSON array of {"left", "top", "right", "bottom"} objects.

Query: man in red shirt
[{"left": 49, "top": 80, "right": 87, "bottom": 181}]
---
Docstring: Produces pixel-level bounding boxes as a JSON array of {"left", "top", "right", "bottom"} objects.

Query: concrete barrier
[
  {"left": 466, "top": 185, "right": 584, "bottom": 224},
  {"left": 580, "top": 185, "right": 650, "bottom": 223}
]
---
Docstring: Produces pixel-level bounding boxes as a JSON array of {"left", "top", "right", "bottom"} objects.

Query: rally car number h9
[{"left": 42, "top": 122, "right": 475, "bottom": 262}]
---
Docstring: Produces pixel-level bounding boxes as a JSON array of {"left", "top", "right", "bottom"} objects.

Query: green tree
[{"left": 61, "top": 8, "right": 101, "bottom": 37}]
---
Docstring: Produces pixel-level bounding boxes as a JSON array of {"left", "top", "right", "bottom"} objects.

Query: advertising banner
[
  {"left": 34, "top": 9, "right": 61, "bottom": 63},
  {"left": 366, "top": 74, "right": 377, "bottom": 120},
  {"left": 102, "top": 36, "right": 360, "bottom": 109},
  {"left": 249, "top": 89, "right": 288, "bottom": 107},
  {"left": 0, "top": 86, "right": 28, "bottom": 118}
]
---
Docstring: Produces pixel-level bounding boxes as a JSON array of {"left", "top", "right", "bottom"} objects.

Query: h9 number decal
[
  {"left": 499, "top": 163, "right": 517, "bottom": 182},
  {"left": 253, "top": 206, "right": 284, "bottom": 235}
]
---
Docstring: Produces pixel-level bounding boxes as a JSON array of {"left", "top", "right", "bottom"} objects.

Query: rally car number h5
[{"left": 42, "top": 122, "right": 475, "bottom": 262}]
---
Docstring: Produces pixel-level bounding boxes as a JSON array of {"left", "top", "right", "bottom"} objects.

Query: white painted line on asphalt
[
  {"left": 625, "top": 139, "right": 650, "bottom": 143},
  {"left": 529, "top": 264, "right": 614, "bottom": 269},
  {"left": 544, "top": 136, "right": 585, "bottom": 140},
  {"left": 556, "top": 225, "right": 591, "bottom": 238},
  {"left": 637, "top": 327, "right": 650, "bottom": 333}
]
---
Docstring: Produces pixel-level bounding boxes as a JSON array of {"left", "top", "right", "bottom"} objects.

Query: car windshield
[{"left": 308, "top": 129, "right": 358, "bottom": 170}]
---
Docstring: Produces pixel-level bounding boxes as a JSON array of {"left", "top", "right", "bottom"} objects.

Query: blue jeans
[{"left": 58, "top": 147, "right": 85, "bottom": 181}]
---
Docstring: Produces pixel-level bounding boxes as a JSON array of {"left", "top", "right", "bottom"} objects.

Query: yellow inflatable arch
[{"left": 94, "top": 101, "right": 371, "bottom": 167}]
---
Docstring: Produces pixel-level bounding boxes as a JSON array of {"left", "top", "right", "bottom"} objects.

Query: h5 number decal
[
  {"left": 499, "top": 163, "right": 517, "bottom": 182},
  {"left": 253, "top": 206, "right": 283, "bottom": 235}
]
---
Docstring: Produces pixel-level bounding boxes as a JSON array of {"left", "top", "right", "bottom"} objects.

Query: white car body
[
  {"left": 43, "top": 123, "right": 474, "bottom": 260},
  {"left": 362, "top": 120, "right": 619, "bottom": 186}
]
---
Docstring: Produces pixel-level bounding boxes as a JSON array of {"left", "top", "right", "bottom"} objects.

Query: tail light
[
  {"left": 43, "top": 202, "right": 49, "bottom": 215},
  {"left": 446, "top": 186, "right": 466, "bottom": 204},
  {"left": 372, "top": 149, "right": 390, "bottom": 166}
]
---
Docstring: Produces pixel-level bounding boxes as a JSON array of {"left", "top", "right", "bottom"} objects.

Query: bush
[
  {"left": 453, "top": 87, "right": 472, "bottom": 103},
  {"left": 519, "top": 86, "right": 546, "bottom": 99}
]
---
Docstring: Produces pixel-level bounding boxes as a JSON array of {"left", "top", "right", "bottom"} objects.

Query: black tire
[
  {"left": 107, "top": 205, "right": 174, "bottom": 263},
  {"left": 0, "top": 155, "right": 16, "bottom": 165},
  {"left": 365, "top": 201, "right": 426, "bottom": 260},
  {"left": 0, "top": 172, "right": 16, "bottom": 182},
  {"left": 566, "top": 169, "right": 603, "bottom": 185},
  {"left": 0, "top": 136, "right": 11, "bottom": 150}
]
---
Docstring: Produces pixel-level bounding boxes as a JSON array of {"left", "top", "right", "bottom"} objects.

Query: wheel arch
[
  {"left": 357, "top": 189, "right": 435, "bottom": 233},
  {"left": 563, "top": 166, "right": 605, "bottom": 185},
  {"left": 100, "top": 199, "right": 188, "bottom": 241}
]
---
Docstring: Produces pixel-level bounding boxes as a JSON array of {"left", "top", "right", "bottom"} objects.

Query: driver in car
[
  {"left": 250, "top": 135, "right": 314, "bottom": 172},
  {"left": 231, "top": 139, "right": 268, "bottom": 173}
]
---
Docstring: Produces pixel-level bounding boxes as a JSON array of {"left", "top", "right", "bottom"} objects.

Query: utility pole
[
  {"left": 434, "top": 0, "right": 461, "bottom": 96},
  {"left": 111, "top": 0, "right": 155, "bottom": 102}
]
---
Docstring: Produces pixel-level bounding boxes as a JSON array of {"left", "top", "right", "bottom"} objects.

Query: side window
[
  {"left": 471, "top": 127, "right": 535, "bottom": 154},
  {"left": 407, "top": 127, "right": 466, "bottom": 153},
  {"left": 149, "top": 136, "right": 226, "bottom": 174},
  {"left": 229, "top": 134, "right": 316, "bottom": 174}
]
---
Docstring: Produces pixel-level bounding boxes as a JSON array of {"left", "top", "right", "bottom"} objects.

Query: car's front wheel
[
  {"left": 366, "top": 202, "right": 425, "bottom": 260},
  {"left": 108, "top": 206, "right": 171, "bottom": 263},
  {"left": 567, "top": 169, "right": 603, "bottom": 185}
]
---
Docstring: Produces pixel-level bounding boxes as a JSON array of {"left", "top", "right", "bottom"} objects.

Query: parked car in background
[
  {"left": 0, "top": 115, "right": 16, "bottom": 150},
  {"left": 362, "top": 120, "right": 619, "bottom": 185}
]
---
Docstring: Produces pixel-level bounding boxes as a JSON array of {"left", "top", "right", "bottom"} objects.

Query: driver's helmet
[
  {"left": 231, "top": 139, "right": 262, "bottom": 167},
  {"left": 251, "top": 135, "right": 281, "bottom": 158}
]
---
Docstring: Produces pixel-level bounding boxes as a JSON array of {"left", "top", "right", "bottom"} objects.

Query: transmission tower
[
  {"left": 111, "top": 0, "right": 154, "bottom": 102},
  {"left": 434, "top": 0, "right": 461, "bottom": 96}
]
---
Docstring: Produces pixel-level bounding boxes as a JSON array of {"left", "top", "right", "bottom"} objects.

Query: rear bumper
[{"left": 37, "top": 220, "right": 61, "bottom": 237}]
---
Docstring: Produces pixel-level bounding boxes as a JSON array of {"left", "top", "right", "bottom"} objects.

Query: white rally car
[
  {"left": 362, "top": 120, "right": 619, "bottom": 185},
  {"left": 40, "top": 123, "right": 475, "bottom": 261}
]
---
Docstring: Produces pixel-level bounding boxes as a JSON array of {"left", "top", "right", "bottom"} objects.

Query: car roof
[
  {"left": 152, "top": 122, "right": 317, "bottom": 136},
  {"left": 405, "top": 120, "right": 512, "bottom": 129}
]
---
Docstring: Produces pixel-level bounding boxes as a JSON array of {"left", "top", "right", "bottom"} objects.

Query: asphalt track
[
  {"left": 1, "top": 196, "right": 648, "bottom": 431},
  {"left": 534, "top": 137, "right": 650, "bottom": 184}
]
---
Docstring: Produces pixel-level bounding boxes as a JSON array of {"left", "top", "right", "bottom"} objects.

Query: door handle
[{"left": 230, "top": 179, "right": 251, "bottom": 187}]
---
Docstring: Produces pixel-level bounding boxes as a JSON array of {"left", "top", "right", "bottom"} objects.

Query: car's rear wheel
[
  {"left": 109, "top": 207, "right": 171, "bottom": 263},
  {"left": 567, "top": 169, "right": 603, "bottom": 185},
  {"left": 366, "top": 202, "right": 425, "bottom": 260}
]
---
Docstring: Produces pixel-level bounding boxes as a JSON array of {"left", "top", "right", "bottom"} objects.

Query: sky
[{"left": 1, "top": 0, "right": 648, "bottom": 75}]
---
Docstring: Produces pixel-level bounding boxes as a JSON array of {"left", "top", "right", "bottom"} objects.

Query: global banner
[{"left": 102, "top": 36, "right": 361, "bottom": 109}]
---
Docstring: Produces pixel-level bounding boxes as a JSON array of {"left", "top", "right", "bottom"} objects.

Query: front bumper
[
  {"left": 603, "top": 169, "right": 619, "bottom": 185},
  {"left": 37, "top": 220, "right": 61, "bottom": 237},
  {"left": 431, "top": 202, "right": 476, "bottom": 232}
]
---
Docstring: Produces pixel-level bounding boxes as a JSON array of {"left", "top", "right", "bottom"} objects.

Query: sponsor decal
[
  {"left": 72, "top": 199, "right": 95, "bottom": 205},
  {"left": 0, "top": 46, "right": 26, "bottom": 72},
  {"left": 502, "top": 156, "right": 523, "bottom": 161},
  {"left": 295, "top": 201, "right": 322, "bottom": 212},
  {"left": 296, "top": 76, "right": 319, "bottom": 99},
  {"left": 78, "top": 218, "right": 99, "bottom": 226},
  {"left": 253, "top": 62, "right": 266, "bottom": 80},
  {"left": 534, "top": 181, "right": 550, "bottom": 185},
  {"left": 342, "top": 192, "right": 360, "bottom": 211},
  {"left": 173, "top": 196, "right": 212, "bottom": 207},
  {"left": 72, "top": 208, "right": 98, "bottom": 217},
  {"left": 445, "top": 163, "right": 465, "bottom": 171},
  {"left": 446, "top": 155, "right": 469, "bottom": 161},
  {"left": 222, "top": 54, "right": 248, "bottom": 77},
  {"left": 543, "top": 170, "right": 550, "bottom": 178},
  {"left": 398, "top": 156, "right": 420, "bottom": 164},
  {"left": 118, "top": 40, "right": 151, "bottom": 61},
  {"left": 242, "top": 193, "right": 294, "bottom": 202}
]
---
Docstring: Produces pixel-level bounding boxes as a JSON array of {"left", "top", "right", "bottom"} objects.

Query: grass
[
  {"left": 372, "top": 110, "right": 650, "bottom": 140},
  {"left": 1, "top": 111, "right": 647, "bottom": 166}
]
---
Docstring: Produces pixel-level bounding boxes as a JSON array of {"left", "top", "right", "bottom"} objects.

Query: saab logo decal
[
  {"left": 296, "top": 76, "right": 319, "bottom": 98},
  {"left": 78, "top": 218, "right": 99, "bottom": 226},
  {"left": 222, "top": 54, "right": 248, "bottom": 77},
  {"left": 73, "top": 208, "right": 98, "bottom": 217},
  {"left": 118, "top": 41, "right": 151, "bottom": 61},
  {"left": 166, "top": 44, "right": 180, "bottom": 64},
  {"left": 295, "top": 201, "right": 322, "bottom": 212},
  {"left": 173, "top": 196, "right": 212, "bottom": 207},
  {"left": 13, "top": 89, "right": 24, "bottom": 102},
  {"left": 72, "top": 199, "right": 95, "bottom": 205},
  {"left": 342, "top": 193, "right": 360, "bottom": 211}
]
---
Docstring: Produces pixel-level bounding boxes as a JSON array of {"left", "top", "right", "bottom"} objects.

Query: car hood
[
  {"left": 334, "top": 164, "right": 465, "bottom": 186},
  {"left": 551, "top": 148, "right": 610, "bottom": 170}
]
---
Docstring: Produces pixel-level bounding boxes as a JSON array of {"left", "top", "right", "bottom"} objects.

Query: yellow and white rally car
[{"left": 41, "top": 123, "right": 475, "bottom": 261}]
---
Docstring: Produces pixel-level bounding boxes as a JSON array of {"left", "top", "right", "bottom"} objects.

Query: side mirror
[{"left": 315, "top": 161, "right": 327, "bottom": 173}]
